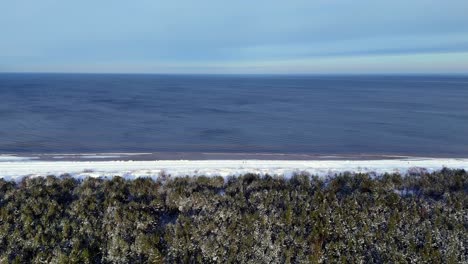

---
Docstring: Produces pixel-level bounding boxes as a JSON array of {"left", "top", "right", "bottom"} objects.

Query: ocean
[{"left": 1, "top": 73, "right": 467, "bottom": 157}]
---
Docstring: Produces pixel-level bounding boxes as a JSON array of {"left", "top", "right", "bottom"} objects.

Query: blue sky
[{"left": 1, "top": 0, "right": 467, "bottom": 74}]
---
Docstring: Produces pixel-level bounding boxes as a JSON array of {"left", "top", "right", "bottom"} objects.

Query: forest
[{"left": 0, "top": 168, "right": 466, "bottom": 263}]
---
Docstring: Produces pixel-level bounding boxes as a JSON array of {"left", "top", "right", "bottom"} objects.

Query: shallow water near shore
[{"left": 1, "top": 73, "right": 468, "bottom": 156}]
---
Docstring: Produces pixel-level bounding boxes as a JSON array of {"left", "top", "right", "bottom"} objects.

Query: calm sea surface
[{"left": 1, "top": 73, "right": 467, "bottom": 156}]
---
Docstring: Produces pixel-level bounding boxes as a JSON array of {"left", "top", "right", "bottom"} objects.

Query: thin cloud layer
[{"left": 1, "top": 0, "right": 467, "bottom": 73}]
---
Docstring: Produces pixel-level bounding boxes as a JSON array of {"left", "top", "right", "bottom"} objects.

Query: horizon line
[{"left": 1, "top": 71, "right": 468, "bottom": 76}]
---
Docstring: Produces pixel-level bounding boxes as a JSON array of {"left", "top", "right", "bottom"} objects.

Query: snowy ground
[{"left": 1, "top": 156, "right": 468, "bottom": 181}]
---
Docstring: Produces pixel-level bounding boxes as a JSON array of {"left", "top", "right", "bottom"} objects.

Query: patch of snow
[
  {"left": 80, "top": 155, "right": 123, "bottom": 159},
  {"left": 0, "top": 155, "right": 38, "bottom": 162}
]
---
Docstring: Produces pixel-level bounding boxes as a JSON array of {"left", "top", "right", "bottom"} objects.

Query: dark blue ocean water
[{"left": 1, "top": 73, "right": 467, "bottom": 156}]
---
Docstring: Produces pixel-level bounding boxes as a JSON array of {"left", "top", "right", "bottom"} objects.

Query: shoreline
[
  {"left": 1, "top": 157, "right": 468, "bottom": 181},
  {"left": 2, "top": 152, "right": 467, "bottom": 162}
]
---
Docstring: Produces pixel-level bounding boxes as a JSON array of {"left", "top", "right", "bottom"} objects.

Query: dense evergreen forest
[{"left": 0, "top": 169, "right": 466, "bottom": 263}]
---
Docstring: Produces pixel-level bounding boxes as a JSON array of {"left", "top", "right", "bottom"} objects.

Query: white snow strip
[
  {"left": 52, "top": 155, "right": 123, "bottom": 159},
  {"left": 0, "top": 155, "right": 38, "bottom": 162},
  {"left": 48, "top": 153, "right": 151, "bottom": 156},
  {"left": 0, "top": 159, "right": 467, "bottom": 181},
  {"left": 80, "top": 155, "right": 123, "bottom": 159}
]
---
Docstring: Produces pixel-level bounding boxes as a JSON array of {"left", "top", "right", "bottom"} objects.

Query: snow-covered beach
[{"left": 1, "top": 155, "right": 468, "bottom": 181}]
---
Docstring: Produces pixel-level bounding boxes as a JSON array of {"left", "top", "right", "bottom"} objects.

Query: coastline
[
  {"left": 1, "top": 151, "right": 466, "bottom": 162},
  {"left": 1, "top": 154, "right": 468, "bottom": 181}
]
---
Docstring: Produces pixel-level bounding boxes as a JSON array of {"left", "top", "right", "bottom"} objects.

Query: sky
[{"left": 1, "top": 0, "right": 468, "bottom": 74}]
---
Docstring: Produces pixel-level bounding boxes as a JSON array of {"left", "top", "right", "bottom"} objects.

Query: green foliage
[{"left": 0, "top": 169, "right": 466, "bottom": 263}]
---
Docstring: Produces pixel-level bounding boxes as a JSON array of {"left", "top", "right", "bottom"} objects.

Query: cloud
[{"left": 1, "top": 0, "right": 467, "bottom": 73}]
